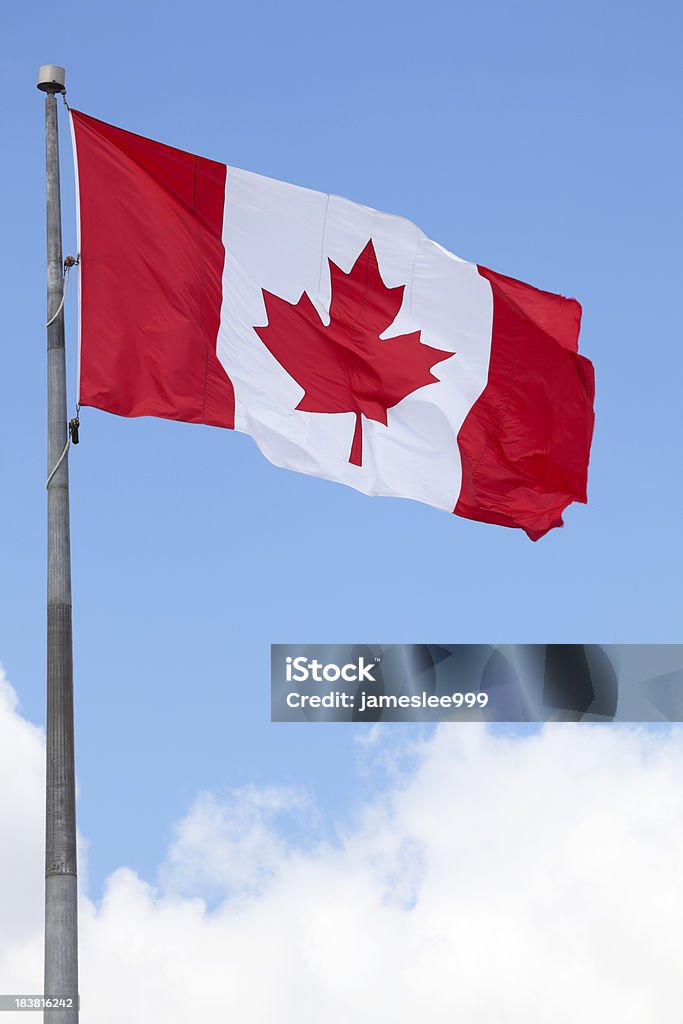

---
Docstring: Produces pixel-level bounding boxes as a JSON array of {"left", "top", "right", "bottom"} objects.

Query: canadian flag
[{"left": 70, "top": 110, "right": 594, "bottom": 539}]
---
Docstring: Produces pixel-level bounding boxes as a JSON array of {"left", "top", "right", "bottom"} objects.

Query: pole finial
[{"left": 37, "top": 65, "right": 66, "bottom": 93}]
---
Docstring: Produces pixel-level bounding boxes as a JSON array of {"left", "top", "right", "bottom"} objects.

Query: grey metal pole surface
[{"left": 40, "top": 65, "right": 79, "bottom": 1024}]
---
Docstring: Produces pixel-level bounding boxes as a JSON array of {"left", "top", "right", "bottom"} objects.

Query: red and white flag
[{"left": 70, "top": 110, "right": 595, "bottom": 539}]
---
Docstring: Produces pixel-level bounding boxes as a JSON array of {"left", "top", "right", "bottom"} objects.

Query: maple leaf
[{"left": 254, "top": 240, "right": 454, "bottom": 466}]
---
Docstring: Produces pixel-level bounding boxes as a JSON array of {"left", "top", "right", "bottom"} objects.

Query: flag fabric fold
[{"left": 70, "top": 109, "right": 595, "bottom": 539}]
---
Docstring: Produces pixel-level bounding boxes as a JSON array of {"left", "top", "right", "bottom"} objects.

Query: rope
[
  {"left": 45, "top": 255, "right": 80, "bottom": 487},
  {"left": 46, "top": 434, "right": 71, "bottom": 490},
  {"left": 46, "top": 259, "right": 76, "bottom": 328}
]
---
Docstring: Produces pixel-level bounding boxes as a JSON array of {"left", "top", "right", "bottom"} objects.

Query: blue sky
[{"left": 1, "top": 0, "right": 681, "bottom": 898}]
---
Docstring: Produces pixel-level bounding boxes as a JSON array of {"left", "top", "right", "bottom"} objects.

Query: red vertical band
[
  {"left": 71, "top": 110, "right": 234, "bottom": 429},
  {"left": 455, "top": 267, "right": 595, "bottom": 540}
]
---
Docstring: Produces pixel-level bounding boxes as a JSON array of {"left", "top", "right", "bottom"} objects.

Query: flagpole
[{"left": 38, "top": 64, "right": 79, "bottom": 1023}]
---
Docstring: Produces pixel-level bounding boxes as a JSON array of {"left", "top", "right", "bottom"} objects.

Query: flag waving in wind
[{"left": 69, "top": 110, "right": 595, "bottom": 539}]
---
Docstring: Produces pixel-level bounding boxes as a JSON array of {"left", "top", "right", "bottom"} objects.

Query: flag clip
[{"left": 69, "top": 417, "right": 80, "bottom": 446}]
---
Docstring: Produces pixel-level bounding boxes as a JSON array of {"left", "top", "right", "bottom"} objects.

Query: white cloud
[
  {"left": 0, "top": 670, "right": 45, "bottom": 992},
  {"left": 1, "top": 667, "right": 682, "bottom": 1022},
  {"left": 159, "top": 784, "right": 315, "bottom": 900}
]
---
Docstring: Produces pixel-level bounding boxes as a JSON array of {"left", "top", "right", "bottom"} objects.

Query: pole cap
[{"left": 37, "top": 65, "right": 66, "bottom": 93}]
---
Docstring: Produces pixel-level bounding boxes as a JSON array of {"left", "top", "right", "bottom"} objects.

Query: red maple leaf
[{"left": 254, "top": 240, "right": 454, "bottom": 466}]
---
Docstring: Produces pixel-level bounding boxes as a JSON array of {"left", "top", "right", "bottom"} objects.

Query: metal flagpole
[{"left": 38, "top": 64, "right": 79, "bottom": 1023}]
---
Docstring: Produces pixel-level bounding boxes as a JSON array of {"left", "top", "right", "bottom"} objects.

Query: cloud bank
[{"left": 1, "top": 666, "right": 682, "bottom": 1022}]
